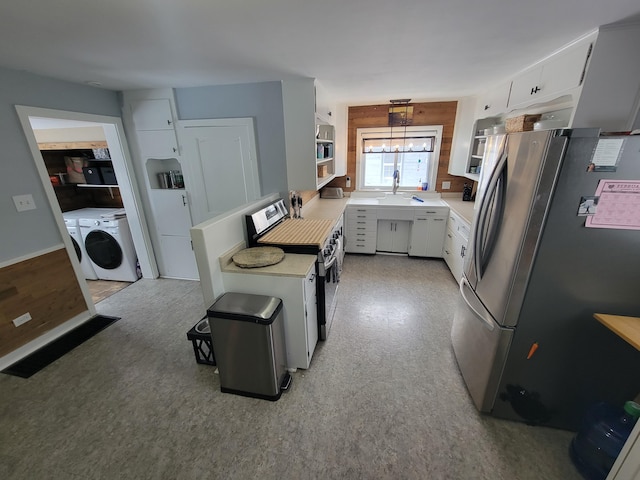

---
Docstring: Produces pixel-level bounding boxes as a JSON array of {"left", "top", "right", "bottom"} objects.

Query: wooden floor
[{"left": 86, "top": 280, "right": 132, "bottom": 304}]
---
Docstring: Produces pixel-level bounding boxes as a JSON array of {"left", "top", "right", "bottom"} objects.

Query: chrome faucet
[{"left": 392, "top": 169, "right": 400, "bottom": 194}]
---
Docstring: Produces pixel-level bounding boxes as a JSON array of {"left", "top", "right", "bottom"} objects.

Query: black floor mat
[{"left": 1, "top": 315, "right": 120, "bottom": 378}]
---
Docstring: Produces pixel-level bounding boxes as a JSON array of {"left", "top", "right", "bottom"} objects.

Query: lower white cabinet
[
  {"left": 345, "top": 207, "right": 377, "bottom": 254},
  {"left": 443, "top": 210, "right": 471, "bottom": 282},
  {"left": 377, "top": 220, "right": 411, "bottom": 253},
  {"left": 409, "top": 212, "right": 447, "bottom": 257},
  {"left": 221, "top": 264, "right": 318, "bottom": 370},
  {"left": 346, "top": 204, "right": 450, "bottom": 257},
  {"left": 149, "top": 188, "right": 199, "bottom": 280}
]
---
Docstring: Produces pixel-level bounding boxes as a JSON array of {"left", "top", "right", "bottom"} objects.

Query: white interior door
[{"left": 179, "top": 118, "right": 259, "bottom": 225}]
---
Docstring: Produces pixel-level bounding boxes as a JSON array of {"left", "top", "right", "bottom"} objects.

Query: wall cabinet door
[
  {"left": 131, "top": 99, "right": 174, "bottom": 131},
  {"left": 508, "top": 39, "right": 593, "bottom": 110},
  {"left": 137, "top": 130, "right": 179, "bottom": 159},
  {"left": 476, "top": 82, "right": 512, "bottom": 118},
  {"left": 449, "top": 97, "right": 477, "bottom": 176}
]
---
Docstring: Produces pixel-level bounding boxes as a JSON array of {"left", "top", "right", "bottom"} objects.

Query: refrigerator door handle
[
  {"left": 474, "top": 150, "right": 508, "bottom": 280},
  {"left": 459, "top": 277, "right": 495, "bottom": 332}
]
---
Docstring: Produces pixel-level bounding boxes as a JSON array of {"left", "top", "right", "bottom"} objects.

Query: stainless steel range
[{"left": 246, "top": 199, "right": 343, "bottom": 340}]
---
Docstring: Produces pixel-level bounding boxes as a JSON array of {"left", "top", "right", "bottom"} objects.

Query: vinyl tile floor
[{"left": 0, "top": 254, "right": 582, "bottom": 480}]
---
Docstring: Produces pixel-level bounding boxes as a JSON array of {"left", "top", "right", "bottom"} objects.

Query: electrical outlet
[
  {"left": 13, "top": 194, "right": 36, "bottom": 212},
  {"left": 442, "top": 181, "right": 451, "bottom": 190},
  {"left": 346, "top": 176, "right": 351, "bottom": 188},
  {"left": 12, "top": 312, "right": 32, "bottom": 327}
]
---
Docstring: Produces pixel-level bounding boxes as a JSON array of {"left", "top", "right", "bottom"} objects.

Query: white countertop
[
  {"left": 302, "top": 192, "right": 476, "bottom": 225},
  {"left": 347, "top": 197, "right": 449, "bottom": 208},
  {"left": 219, "top": 242, "right": 316, "bottom": 277},
  {"left": 441, "top": 196, "right": 476, "bottom": 224}
]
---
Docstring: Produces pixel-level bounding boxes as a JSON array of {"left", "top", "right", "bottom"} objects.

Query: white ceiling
[{"left": 1, "top": 0, "right": 639, "bottom": 104}]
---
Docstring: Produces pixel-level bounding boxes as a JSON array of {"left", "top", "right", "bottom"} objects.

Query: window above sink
[{"left": 356, "top": 125, "right": 443, "bottom": 192}]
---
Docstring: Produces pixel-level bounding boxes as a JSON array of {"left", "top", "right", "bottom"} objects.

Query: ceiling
[{"left": 1, "top": 0, "right": 639, "bottom": 104}]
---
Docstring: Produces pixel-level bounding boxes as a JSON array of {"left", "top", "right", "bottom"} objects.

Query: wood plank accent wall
[
  {"left": 0, "top": 248, "right": 88, "bottom": 357},
  {"left": 328, "top": 102, "right": 468, "bottom": 193}
]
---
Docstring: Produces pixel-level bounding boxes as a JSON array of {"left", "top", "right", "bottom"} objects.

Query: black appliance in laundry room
[{"left": 245, "top": 199, "right": 343, "bottom": 340}]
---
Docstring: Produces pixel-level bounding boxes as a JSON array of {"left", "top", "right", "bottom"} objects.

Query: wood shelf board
[
  {"left": 38, "top": 141, "right": 108, "bottom": 150},
  {"left": 593, "top": 313, "right": 640, "bottom": 351},
  {"left": 76, "top": 184, "right": 119, "bottom": 188}
]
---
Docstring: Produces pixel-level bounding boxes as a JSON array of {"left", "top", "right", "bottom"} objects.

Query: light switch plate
[
  {"left": 442, "top": 181, "right": 451, "bottom": 190},
  {"left": 13, "top": 194, "right": 36, "bottom": 212}
]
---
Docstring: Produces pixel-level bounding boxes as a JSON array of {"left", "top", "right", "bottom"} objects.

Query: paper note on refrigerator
[
  {"left": 590, "top": 139, "right": 624, "bottom": 172},
  {"left": 586, "top": 180, "right": 640, "bottom": 230}
]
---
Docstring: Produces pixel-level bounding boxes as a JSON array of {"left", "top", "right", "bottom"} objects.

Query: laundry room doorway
[{"left": 15, "top": 106, "right": 159, "bottom": 306}]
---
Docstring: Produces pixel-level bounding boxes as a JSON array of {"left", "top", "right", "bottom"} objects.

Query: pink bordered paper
[{"left": 586, "top": 180, "right": 640, "bottom": 230}]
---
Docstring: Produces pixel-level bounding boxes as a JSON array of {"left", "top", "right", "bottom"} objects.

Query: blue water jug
[{"left": 569, "top": 400, "right": 640, "bottom": 480}]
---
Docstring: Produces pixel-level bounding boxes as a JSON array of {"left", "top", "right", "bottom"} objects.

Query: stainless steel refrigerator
[{"left": 451, "top": 128, "right": 640, "bottom": 431}]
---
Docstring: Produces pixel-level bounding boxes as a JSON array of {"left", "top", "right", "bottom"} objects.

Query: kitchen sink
[{"left": 376, "top": 196, "right": 420, "bottom": 205}]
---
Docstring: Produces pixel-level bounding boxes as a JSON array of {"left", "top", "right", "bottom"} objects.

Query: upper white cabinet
[
  {"left": 571, "top": 24, "right": 640, "bottom": 131},
  {"left": 131, "top": 99, "right": 175, "bottom": 130},
  {"left": 314, "top": 81, "right": 334, "bottom": 124},
  {"left": 508, "top": 37, "right": 594, "bottom": 110},
  {"left": 476, "top": 82, "right": 512, "bottom": 119},
  {"left": 282, "top": 78, "right": 337, "bottom": 191},
  {"left": 131, "top": 99, "right": 180, "bottom": 157},
  {"left": 449, "top": 97, "right": 477, "bottom": 177}
]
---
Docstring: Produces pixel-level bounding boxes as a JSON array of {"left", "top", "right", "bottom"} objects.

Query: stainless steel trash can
[{"left": 207, "top": 292, "right": 291, "bottom": 401}]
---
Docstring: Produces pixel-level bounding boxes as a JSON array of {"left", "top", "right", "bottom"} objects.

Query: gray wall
[
  {"left": 174, "top": 82, "right": 288, "bottom": 197},
  {"left": 0, "top": 67, "right": 121, "bottom": 262}
]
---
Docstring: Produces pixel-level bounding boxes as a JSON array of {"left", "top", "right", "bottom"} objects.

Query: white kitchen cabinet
[
  {"left": 282, "top": 78, "right": 336, "bottom": 191},
  {"left": 377, "top": 220, "right": 411, "bottom": 253},
  {"left": 123, "top": 89, "right": 197, "bottom": 280},
  {"left": 508, "top": 37, "right": 593, "bottom": 110},
  {"left": 376, "top": 208, "right": 413, "bottom": 253},
  {"left": 345, "top": 206, "right": 377, "bottom": 254},
  {"left": 476, "top": 82, "right": 512, "bottom": 119},
  {"left": 158, "top": 235, "right": 198, "bottom": 280},
  {"left": 443, "top": 210, "right": 471, "bottom": 283},
  {"left": 130, "top": 99, "right": 180, "bottom": 157},
  {"left": 315, "top": 81, "right": 335, "bottom": 124},
  {"left": 136, "top": 130, "right": 179, "bottom": 158},
  {"left": 409, "top": 210, "right": 447, "bottom": 258},
  {"left": 303, "top": 268, "right": 318, "bottom": 364},
  {"left": 449, "top": 97, "right": 478, "bottom": 177},
  {"left": 149, "top": 189, "right": 192, "bottom": 236},
  {"left": 221, "top": 263, "right": 318, "bottom": 370},
  {"left": 131, "top": 99, "right": 175, "bottom": 131}
]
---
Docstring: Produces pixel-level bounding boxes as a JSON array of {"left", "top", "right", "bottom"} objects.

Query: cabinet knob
[
  {"left": 530, "top": 86, "right": 541, "bottom": 95},
  {"left": 167, "top": 119, "right": 172, "bottom": 126},
  {"left": 182, "top": 194, "right": 187, "bottom": 206},
  {"left": 484, "top": 105, "right": 490, "bottom": 110}
]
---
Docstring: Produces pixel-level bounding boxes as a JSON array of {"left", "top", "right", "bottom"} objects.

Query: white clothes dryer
[
  {"left": 79, "top": 217, "right": 140, "bottom": 282},
  {"left": 63, "top": 216, "right": 98, "bottom": 280}
]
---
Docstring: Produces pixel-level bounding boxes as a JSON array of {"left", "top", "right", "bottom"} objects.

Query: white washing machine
[
  {"left": 63, "top": 216, "right": 98, "bottom": 280},
  {"left": 78, "top": 216, "right": 140, "bottom": 282}
]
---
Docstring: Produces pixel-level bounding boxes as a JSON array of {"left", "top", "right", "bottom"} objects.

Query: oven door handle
[{"left": 323, "top": 254, "right": 337, "bottom": 272}]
